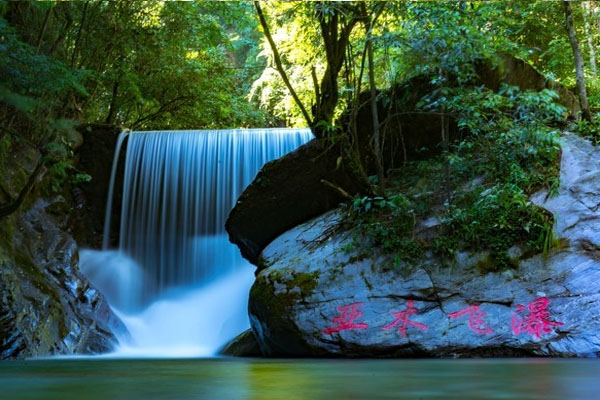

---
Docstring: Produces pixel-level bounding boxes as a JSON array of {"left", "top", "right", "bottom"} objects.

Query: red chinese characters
[
  {"left": 511, "top": 297, "right": 564, "bottom": 338},
  {"left": 382, "top": 300, "right": 428, "bottom": 337},
  {"left": 323, "top": 302, "right": 368, "bottom": 334},
  {"left": 449, "top": 305, "right": 494, "bottom": 335}
]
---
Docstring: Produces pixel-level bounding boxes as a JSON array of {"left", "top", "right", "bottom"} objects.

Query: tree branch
[
  {"left": 254, "top": 1, "right": 313, "bottom": 128},
  {"left": 0, "top": 159, "right": 45, "bottom": 219},
  {"left": 321, "top": 179, "right": 352, "bottom": 200},
  {"left": 131, "top": 95, "right": 193, "bottom": 128}
]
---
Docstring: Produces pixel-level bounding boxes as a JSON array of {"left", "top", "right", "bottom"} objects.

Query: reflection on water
[{"left": 1, "top": 359, "right": 599, "bottom": 400}]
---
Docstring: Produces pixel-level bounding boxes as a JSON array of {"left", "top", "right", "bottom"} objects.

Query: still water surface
[{"left": 1, "top": 358, "right": 598, "bottom": 400}]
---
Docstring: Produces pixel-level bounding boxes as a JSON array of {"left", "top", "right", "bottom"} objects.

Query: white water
[{"left": 80, "top": 128, "right": 312, "bottom": 357}]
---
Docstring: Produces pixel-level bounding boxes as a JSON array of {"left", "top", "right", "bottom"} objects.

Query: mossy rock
[{"left": 249, "top": 268, "right": 321, "bottom": 356}]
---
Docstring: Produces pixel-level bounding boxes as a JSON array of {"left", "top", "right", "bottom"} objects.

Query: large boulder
[
  {"left": 248, "top": 133, "right": 600, "bottom": 357},
  {"left": 348, "top": 53, "right": 580, "bottom": 175},
  {"left": 226, "top": 138, "right": 371, "bottom": 265}
]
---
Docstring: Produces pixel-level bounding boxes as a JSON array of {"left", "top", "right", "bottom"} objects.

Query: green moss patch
[{"left": 251, "top": 269, "right": 320, "bottom": 319}]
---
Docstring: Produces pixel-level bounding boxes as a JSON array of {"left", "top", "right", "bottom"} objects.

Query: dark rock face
[
  {"left": 219, "top": 329, "right": 262, "bottom": 357},
  {"left": 476, "top": 53, "right": 580, "bottom": 116},
  {"left": 0, "top": 132, "right": 126, "bottom": 359},
  {"left": 226, "top": 139, "right": 371, "bottom": 264},
  {"left": 72, "top": 124, "right": 125, "bottom": 249},
  {"left": 0, "top": 197, "right": 126, "bottom": 359},
  {"left": 348, "top": 53, "right": 580, "bottom": 175},
  {"left": 248, "top": 134, "right": 600, "bottom": 358}
]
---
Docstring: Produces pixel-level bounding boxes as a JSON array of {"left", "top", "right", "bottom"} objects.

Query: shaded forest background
[{"left": 4, "top": 1, "right": 600, "bottom": 130}]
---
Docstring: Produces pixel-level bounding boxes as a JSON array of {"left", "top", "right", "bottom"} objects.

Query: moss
[
  {"left": 285, "top": 271, "right": 320, "bottom": 296},
  {"left": 474, "top": 252, "right": 522, "bottom": 274},
  {"left": 251, "top": 269, "right": 320, "bottom": 319},
  {"left": 250, "top": 275, "right": 287, "bottom": 322},
  {"left": 475, "top": 254, "right": 498, "bottom": 273},
  {"left": 255, "top": 255, "right": 273, "bottom": 272}
]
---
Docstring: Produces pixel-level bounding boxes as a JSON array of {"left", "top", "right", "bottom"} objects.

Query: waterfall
[{"left": 80, "top": 128, "right": 313, "bottom": 357}]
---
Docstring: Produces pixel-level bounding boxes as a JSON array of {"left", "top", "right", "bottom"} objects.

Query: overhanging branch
[{"left": 254, "top": 1, "right": 314, "bottom": 128}]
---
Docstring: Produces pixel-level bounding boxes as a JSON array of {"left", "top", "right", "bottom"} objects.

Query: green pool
[{"left": 1, "top": 358, "right": 598, "bottom": 400}]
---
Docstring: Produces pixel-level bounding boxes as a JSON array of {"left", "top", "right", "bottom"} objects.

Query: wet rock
[
  {"left": 249, "top": 134, "right": 600, "bottom": 358},
  {"left": 226, "top": 139, "right": 371, "bottom": 264},
  {"left": 219, "top": 329, "right": 262, "bottom": 357},
  {"left": 0, "top": 197, "right": 126, "bottom": 360}
]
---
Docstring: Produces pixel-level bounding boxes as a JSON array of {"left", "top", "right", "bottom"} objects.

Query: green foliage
[
  {"left": 440, "top": 184, "right": 553, "bottom": 268},
  {"left": 343, "top": 85, "right": 563, "bottom": 272},
  {"left": 43, "top": 121, "right": 90, "bottom": 195},
  {"left": 343, "top": 193, "right": 424, "bottom": 268},
  {"left": 46, "top": 160, "right": 91, "bottom": 195},
  {"left": 390, "top": 2, "right": 517, "bottom": 84},
  {"left": 423, "top": 84, "right": 563, "bottom": 193},
  {"left": 0, "top": 0, "right": 591, "bottom": 221},
  {"left": 0, "top": 1, "right": 278, "bottom": 203},
  {"left": 572, "top": 117, "right": 600, "bottom": 145},
  {"left": 1, "top": 1, "right": 272, "bottom": 133}
]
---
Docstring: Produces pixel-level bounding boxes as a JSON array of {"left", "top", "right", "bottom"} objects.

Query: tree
[
  {"left": 583, "top": 2, "right": 597, "bottom": 78},
  {"left": 254, "top": 1, "right": 366, "bottom": 139},
  {"left": 564, "top": 0, "right": 592, "bottom": 121},
  {"left": 361, "top": 2, "right": 386, "bottom": 183},
  {"left": 0, "top": 1, "right": 272, "bottom": 218}
]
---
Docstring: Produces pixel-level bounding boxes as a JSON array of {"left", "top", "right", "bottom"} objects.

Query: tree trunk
[
  {"left": 312, "top": 6, "right": 359, "bottom": 139},
  {"left": 584, "top": 2, "right": 597, "bottom": 78},
  {"left": 564, "top": 1, "right": 592, "bottom": 121},
  {"left": 35, "top": 5, "right": 53, "bottom": 55},
  {"left": 367, "top": 30, "right": 384, "bottom": 184},
  {"left": 362, "top": 3, "right": 386, "bottom": 184},
  {"left": 253, "top": 1, "right": 371, "bottom": 197},
  {"left": 105, "top": 78, "right": 120, "bottom": 124},
  {"left": 254, "top": 2, "right": 313, "bottom": 131},
  {"left": 71, "top": 1, "right": 90, "bottom": 67},
  {"left": 0, "top": 160, "right": 45, "bottom": 220}
]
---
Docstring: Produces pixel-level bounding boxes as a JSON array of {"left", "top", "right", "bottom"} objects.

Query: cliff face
[
  {"left": 247, "top": 134, "right": 600, "bottom": 358},
  {"left": 0, "top": 127, "right": 126, "bottom": 360}
]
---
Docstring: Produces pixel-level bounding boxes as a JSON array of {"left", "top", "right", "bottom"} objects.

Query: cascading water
[{"left": 80, "top": 128, "right": 313, "bottom": 357}]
